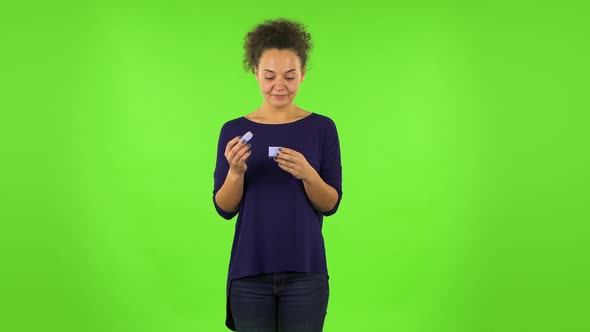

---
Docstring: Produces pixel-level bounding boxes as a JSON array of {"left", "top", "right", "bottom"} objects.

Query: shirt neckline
[{"left": 241, "top": 112, "right": 315, "bottom": 126}]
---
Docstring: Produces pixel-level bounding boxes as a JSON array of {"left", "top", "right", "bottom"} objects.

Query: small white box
[
  {"left": 240, "top": 131, "right": 253, "bottom": 143},
  {"left": 268, "top": 146, "right": 281, "bottom": 158}
]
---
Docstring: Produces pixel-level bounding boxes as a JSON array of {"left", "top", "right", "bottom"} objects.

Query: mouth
[{"left": 273, "top": 94, "right": 287, "bottom": 99}]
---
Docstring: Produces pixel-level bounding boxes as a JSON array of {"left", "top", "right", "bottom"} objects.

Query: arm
[
  {"left": 212, "top": 129, "right": 251, "bottom": 219},
  {"left": 274, "top": 118, "right": 343, "bottom": 216},
  {"left": 214, "top": 170, "right": 245, "bottom": 213},
  {"left": 302, "top": 170, "right": 339, "bottom": 213},
  {"left": 316, "top": 119, "right": 343, "bottom": 216}
]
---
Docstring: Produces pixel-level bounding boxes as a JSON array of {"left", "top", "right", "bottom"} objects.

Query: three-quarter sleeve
[
  {"left": 213, "top": 124, "right": 238, "bottom": 220},
  {"left": 319, "top": 119, "right": 343, "bottom": 216}
]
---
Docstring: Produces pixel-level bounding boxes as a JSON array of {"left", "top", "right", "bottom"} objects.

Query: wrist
[
  {"left": 302, "top": 168, "right": 320, "bottom": 184},
  {"left": 227, "top": 169, "right": 245, "bottom": 181}
]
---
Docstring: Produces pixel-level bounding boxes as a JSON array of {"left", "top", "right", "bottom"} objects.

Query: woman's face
[{"left": 254, "top": 48, "right": 306, "bottom": 108}]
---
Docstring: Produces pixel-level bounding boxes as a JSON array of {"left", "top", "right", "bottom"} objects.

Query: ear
[
  {"left": 301, "top": 67, "right": 306, "bottom": 82},
  {"left": 254, "top": 67, "right": 259, "bottom": 81}
]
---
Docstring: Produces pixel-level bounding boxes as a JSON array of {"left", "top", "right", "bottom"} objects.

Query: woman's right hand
[{"left": 225, "top": 136, "right": 252, "bottom": 175}]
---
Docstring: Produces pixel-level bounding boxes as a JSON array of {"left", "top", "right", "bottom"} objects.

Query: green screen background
[{"left": 1, "top": 1, "right": 588, "bottom": 331}]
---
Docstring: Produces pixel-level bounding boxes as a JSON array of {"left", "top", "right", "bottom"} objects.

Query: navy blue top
[{"left": 212, "top": 112, "right": 343, "bottom": 331}]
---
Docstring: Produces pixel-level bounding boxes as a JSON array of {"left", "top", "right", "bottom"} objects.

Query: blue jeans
[{"left": 229, "top": 272, "right": 329, "bottom": 332}]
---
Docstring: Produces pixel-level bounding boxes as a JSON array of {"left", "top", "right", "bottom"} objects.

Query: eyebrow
[{"left": 263, "top": 69, "right": 297, "bottom": 73}]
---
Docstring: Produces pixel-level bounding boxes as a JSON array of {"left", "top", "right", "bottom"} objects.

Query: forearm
[
  {"left": 214, "top": 170, "right": 245, "bottom": 213},
  {"left": 302, "top": 171, "right": 339, "bottom": 213}
]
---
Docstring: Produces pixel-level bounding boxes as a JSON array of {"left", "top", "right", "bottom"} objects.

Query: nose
[{"left": 274, "top": 77, "right": 289, "bottom": 88}]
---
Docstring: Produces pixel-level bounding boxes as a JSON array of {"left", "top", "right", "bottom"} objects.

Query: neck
[{"left": 257, "top": 102, "right": 299, "bottom": 120}]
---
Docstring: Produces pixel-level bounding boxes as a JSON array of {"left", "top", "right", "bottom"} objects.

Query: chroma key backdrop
[{"left": 1, "top": 1, "right": 588, "bottom": 332}]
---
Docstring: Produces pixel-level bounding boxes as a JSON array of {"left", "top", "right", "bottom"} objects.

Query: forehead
[{"left": 258, "top": 49, "right": 301, "bottom": 71}]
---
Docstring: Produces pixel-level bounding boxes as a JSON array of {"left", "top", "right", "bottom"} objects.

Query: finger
[
  {"left": 278, "top": 147, "right": 298, "bottom": 155},
  {"left": 225, "top": 137, "right": 243, "bottom": 161},
  {"left": 231, "top": 138, "right": 247, "bottom": 151},
  {"left": 276, "top": 153, "right": 295, "bottom": 163},
  {"left": 226, "top": 147, "right": 239, "bottom": 164},
  {"left": 275, "top": 157, "right": 295, "bottom": 169},
  {"left": 225, "top": 136, "right": 241, "bottom": 155},
  {"left": 230, "top": 140, "right": 249, "bottom": 158},
  {"left": 277, "top": 161, "right": 295, "bottom": 173},
  {"left": 275, "top": 155, "right": 300, "bottom": 169},
  {"left": 232, "top": 144, "right": 251, "bottom": 164},
  {"left": 238, "top": 150, "right": 252, "bottom": 163}
]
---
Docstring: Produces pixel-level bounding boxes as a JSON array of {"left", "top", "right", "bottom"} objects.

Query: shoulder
[
  {"left": 221, "top": 116, "right": 245, "bottom": 128},
  {"left": 309, "top": 112, "right": 335, "bottom": 126},
  {"left": 218, "top": 116, "right": 247, "bottom": 133},
  {"left": 307, "top": 112, "right": 339, "bottom": 132},
  {"left": 215, "top": 117, "right": 249, "bottom": 145}
]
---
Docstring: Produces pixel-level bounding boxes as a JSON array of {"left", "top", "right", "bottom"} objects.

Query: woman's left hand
[{"left": 274, "top": 147, "right": 317, "bottom": 181}]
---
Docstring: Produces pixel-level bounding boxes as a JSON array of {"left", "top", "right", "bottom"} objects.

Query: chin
[{"left": 268, "top": 98, "right": 290, "bottom": 103}]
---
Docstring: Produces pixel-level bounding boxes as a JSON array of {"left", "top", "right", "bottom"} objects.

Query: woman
[{"left": 212, "top": 18, "right": 343, "bottom": 332}]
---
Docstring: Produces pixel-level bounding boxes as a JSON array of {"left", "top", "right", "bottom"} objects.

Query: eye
[{"left": 264, "top": 77, "right": 295, "bottom": 81}]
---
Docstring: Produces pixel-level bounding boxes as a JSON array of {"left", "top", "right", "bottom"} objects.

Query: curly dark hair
[{"left": 243, "top": 18, "right": 313, "bottom": 74}]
